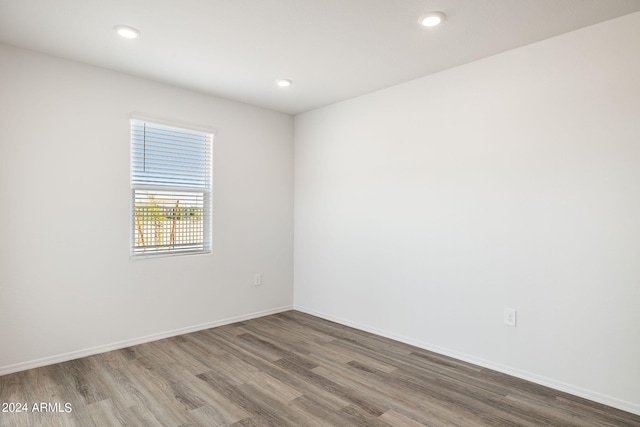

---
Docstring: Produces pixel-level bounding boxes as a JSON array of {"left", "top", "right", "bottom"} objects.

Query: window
[{"left": 130, "top": 116, "right": 213, "bottom": 258}]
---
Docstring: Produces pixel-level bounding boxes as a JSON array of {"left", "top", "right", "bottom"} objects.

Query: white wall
[
  {"left": 0, "top": 43, "right": 293, "bottom": 373},
  {"left": 294, "top": 12, "right": 640, "bottom": 414}
]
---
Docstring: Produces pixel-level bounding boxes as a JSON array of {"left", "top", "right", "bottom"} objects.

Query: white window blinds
[{"left": 131, "top": 118, "right": 213, "bottom": 257}]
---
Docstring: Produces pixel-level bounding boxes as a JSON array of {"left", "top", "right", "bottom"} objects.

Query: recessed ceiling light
[
  {"left": 418, "top": 12, "right": 446, "bottom": 27},
  {"left": 275, "top": 79, "right": 292, "bottom": 87},
  {"left": 114, "top": 25, "right": 140, "bottom": 39}
]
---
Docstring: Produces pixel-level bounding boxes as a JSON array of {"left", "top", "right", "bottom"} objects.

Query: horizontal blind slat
[
  {"left": 132, "top": 124, "right": 212, "bottom": 141},
  {"left": 132, "top": 138, "right": 210, "bottom": 155},
  {"left": 131, "top": 166, "right": 209, "bottom": 180},
  {"left": 131, "top": 151, "right": 211, "bottom": 165}
]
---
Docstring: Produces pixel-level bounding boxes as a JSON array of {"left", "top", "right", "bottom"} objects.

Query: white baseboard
[
  {"left": 294, "top": 305, "right": 640, "bottom": 417},
  {"left": 0, "top": 305, "right": 293, "bottom": 376}
]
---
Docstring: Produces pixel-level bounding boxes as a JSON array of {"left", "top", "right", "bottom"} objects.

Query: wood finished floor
[{"left": 1, "top": 311, "right": 638, "bottom": 427}]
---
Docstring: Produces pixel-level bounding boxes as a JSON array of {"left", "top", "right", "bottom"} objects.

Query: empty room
[{"left": 1, "top": 0, "right": 639, "bottom": 425}]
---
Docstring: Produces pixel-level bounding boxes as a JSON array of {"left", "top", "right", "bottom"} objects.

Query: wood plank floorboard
[{"left": 1, "top": 310, "right": 639, "bottom": 426}]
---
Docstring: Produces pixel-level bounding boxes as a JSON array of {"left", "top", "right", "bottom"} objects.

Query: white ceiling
[{"left": 1, "top": 0, "right": 639, "bottom": 115}]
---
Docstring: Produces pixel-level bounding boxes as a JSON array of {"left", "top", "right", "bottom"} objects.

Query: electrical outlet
[
  {"left": 254, "top": 274, "right": 262, "bottom": 286},
  {"left": 504, "top": 308, "right": 517, "bottom": 327}
]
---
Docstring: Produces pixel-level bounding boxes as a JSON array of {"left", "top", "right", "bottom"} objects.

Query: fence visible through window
[{"left": 133, "top": 190, "right": 208, "bottom": 254}]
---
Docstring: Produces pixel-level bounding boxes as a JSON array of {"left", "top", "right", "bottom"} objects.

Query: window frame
[{"left": 129, "top": 113, "right": 214, "bottom": 260}]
